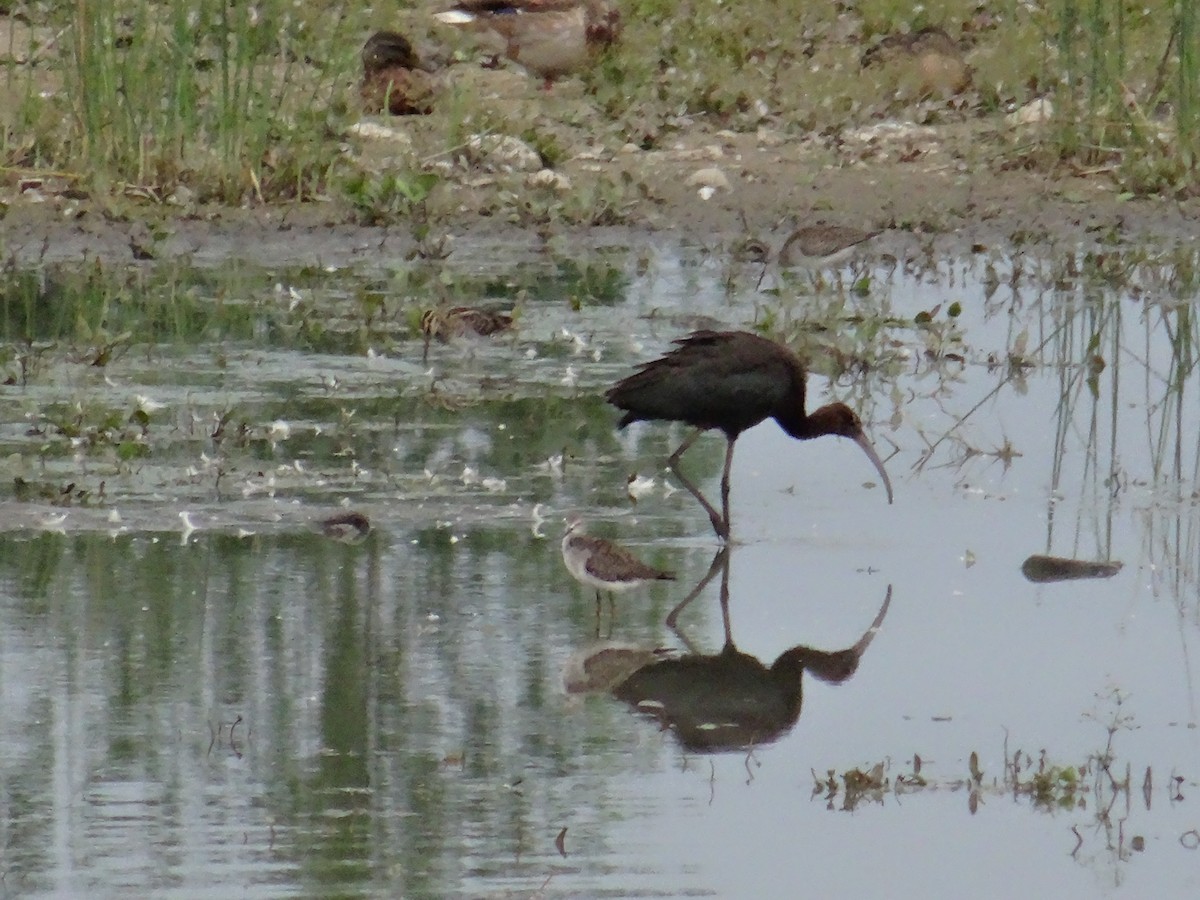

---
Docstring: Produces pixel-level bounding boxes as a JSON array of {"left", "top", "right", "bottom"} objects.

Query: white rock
[
  {"left": 686, "top": 167, "right": 730, "bottom": 191},
  {"left": 1006, "top": 98, "right": 1054, "bottom": 126},
  {"left": 526, "top": 168, "right": 572, "bottom": 191},
  {"left": 464, "top": 134, "right": 542, "bottom": 173},
  {"left": 347, "top": 121, "right": 416, "bottom": 151}
]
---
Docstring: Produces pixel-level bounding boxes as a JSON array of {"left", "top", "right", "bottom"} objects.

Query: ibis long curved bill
[{"left": 852, "top": 431, "right": 893, "bottom": 504}]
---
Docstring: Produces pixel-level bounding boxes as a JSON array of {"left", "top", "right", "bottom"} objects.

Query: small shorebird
[
  {"left": 420, "top": 305, "right": 515, "bottom": 361},
  {"left": 777, "top": 224, "right": 882, "bottom": 271},
  {"left": 360, "top": 31, "right": 438, "bottom": 115},
  {"left": 607, "top": 330, "right": 893, "bottom": 540},
  {"left": 561, "top": 517, "right": 675, "bottom": 623},
  {"left": 434, "top": 0, "right": 621, "bottom": 88},
  {"left": 320, "top": 511, "right": 372, "bottom": 543},
  {"left": 861, "top": 26, "right": 973, "bottom": 98}
]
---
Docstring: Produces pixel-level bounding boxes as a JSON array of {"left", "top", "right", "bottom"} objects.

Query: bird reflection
[{"left": 572, "top": 549, "right": 892, "bottom": 753}]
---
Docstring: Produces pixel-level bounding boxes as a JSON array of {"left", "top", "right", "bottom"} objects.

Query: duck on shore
[{"left": 434, "top": 0, "right": 621, "bottom": 88}]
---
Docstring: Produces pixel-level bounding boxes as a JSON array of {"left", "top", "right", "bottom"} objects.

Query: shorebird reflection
[{"left": 589, "top": 550, "right": 892, "bottom": 753}]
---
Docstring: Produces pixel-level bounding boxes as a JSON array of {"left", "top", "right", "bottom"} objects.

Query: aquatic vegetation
[
  {"left": 813, "top": 690, "right": 1185, "bottom": 873},
  {"left": 342, "top": 170, "right": 442, "bottom": 230},
  {"left": 0, "top": 239, "right": 1197, "bottom": 897}
]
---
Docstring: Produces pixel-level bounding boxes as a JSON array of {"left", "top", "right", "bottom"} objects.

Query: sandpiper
[
  {"left": 561, "top": 517, "right": 675, "bottom": 621},
  {"left": 777, "top": 224, "right": 883, "bottom": 270},
  {"left": 861, "top": 26, "right": 973, "bottom": 98},
  {"left": 420, "top": 305, "right": 515, "bottom": 361},
  {"left": 321, "top": 511, "right": 372, "bottom": 543}
]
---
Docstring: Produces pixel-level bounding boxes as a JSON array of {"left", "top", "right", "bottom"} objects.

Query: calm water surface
[{"left": 1, "top": 239, "right": 1198, "bottom": 898}]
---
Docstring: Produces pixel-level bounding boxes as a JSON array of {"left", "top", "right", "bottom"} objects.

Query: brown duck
[
  {"left": 434, "top": 0, "right": 621, "bottom": 88},
  {"left": 360, "top": 30, "right": 438, "bottom": 115}
]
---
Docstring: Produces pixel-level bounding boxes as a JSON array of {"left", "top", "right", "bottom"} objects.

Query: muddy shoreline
[{"left": 3, "top": 116, "right": 1197, "bottom": 269}]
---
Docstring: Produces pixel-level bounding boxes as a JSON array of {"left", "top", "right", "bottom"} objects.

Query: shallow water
[{"left": 1, "top": 240, "right": 1199, "bottom": 898}]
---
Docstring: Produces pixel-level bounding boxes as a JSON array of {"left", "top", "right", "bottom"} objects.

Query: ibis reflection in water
[{"left": 566, "top": 549, "right": 892, "bottom": 753}]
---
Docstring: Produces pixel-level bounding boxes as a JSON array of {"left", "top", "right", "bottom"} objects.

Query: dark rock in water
[{"left": 1021, "top": 554, "right": 1123, "bottom": 583}]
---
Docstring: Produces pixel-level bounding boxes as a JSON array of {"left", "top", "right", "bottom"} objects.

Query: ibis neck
[
  {"left": 771, "top": 647, "right": 810, "bottom": 680},
  {"left": 776, "top": 405, "right": 829, "bottom": 440}
]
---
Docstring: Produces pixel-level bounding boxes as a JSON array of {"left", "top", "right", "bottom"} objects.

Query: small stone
[
  {"left": 526, "top": 169, "right": 572, "bottom": 192},
  {"left": 686, "top": 167, "right": 730, "bottom": 192},
  {"left": 347, "top": 121, "right": 416, "bottom": 151},
  {"left": 1006, "top": 98, "right": 1053, "bottom": 126},
  {"left": 464, "top": 134, "right": 542, "bottom": 173}
]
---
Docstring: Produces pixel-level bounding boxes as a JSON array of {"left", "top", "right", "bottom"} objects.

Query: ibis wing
[{"left": 607, "top": 331, "right": 801, "bottom": 434}]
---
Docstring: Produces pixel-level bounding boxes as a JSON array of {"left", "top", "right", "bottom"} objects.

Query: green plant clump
[{"left": 4, "top": 0, "right": 363, "bottom": 202}]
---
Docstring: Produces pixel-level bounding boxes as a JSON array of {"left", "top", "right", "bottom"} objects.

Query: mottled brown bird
[
  {"left": 561, "top": 516, "right": 675, "bottom": 620},
  {"left": 434, "top": 0, "right": 621, "bottom": 88},
  {"left": 419, "top": 306, "right": 515, "bottom": 361},
  {"left": 607, "top": 330, "right": 893, "bottom": 540},
  {"left": 777, "top": 224, "right": 883, "bottom": 270},
  {"left": 360, "top": 31, "right": 438, "bottom": 115},
  {"left": 861, "top": 26, "right": 973, "bottom": 97},
  {"left": 320, "top": 511, "right": 372, "bottom": 543}
]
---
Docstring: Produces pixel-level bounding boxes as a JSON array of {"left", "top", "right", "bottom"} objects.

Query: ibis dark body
[
  {"left": 606, "top": 330, "right": 892, "bottom": 538},
  {"left": 609, "top": 330, "right": 821, "bottom": 438}
]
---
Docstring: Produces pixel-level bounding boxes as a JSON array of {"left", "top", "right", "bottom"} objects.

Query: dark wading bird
[{"left": 606, "top": 330, "right": 893, "bottom": 540}]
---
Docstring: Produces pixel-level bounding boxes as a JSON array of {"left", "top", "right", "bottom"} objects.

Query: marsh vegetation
[{"left": 2, "top": 1, "right": 1199, "bottom": 897}]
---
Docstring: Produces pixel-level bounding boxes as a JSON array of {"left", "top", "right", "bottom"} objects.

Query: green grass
[
  {"left": 1045, "top": 0, "right": 1197, "bottom": 192},
  {"left": 4, "top": 0, "right": 368, "bottom": 202},
  {"left": 1, "top": 1, "right": 1197, "bottom": 205}
]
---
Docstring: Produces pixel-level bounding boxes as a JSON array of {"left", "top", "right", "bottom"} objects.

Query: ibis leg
[
  {"left": 717, "top": 545, "right": 733, "bottom": 651},
  {"left": 666, "top": 547, "right": 728, "bottom": 631},
  {"left": 667, "top": 428, "right": 728, "bottom": 540},
  {"left": 719, "top": 437, "right": 736, "bottom": 539}
]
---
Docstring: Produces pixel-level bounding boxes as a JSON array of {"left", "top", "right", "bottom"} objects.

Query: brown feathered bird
[
  {"left": 861, "top": 26, "right": 973, "bottom": 97},
  {"left": 561, "top": 516, "right": 675, "bottom": 620},
  {"left": 360, "top": 30, "right": 438, "bottom": 115},
  {"left": 777, "top": 224, "right": 883, "bottom": 270},
  {"left": 434, "top": 0, "right": 621, "bottom": 88},
  {"left": 419, "top": 306, "right": 515, "bottom": 361}
]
